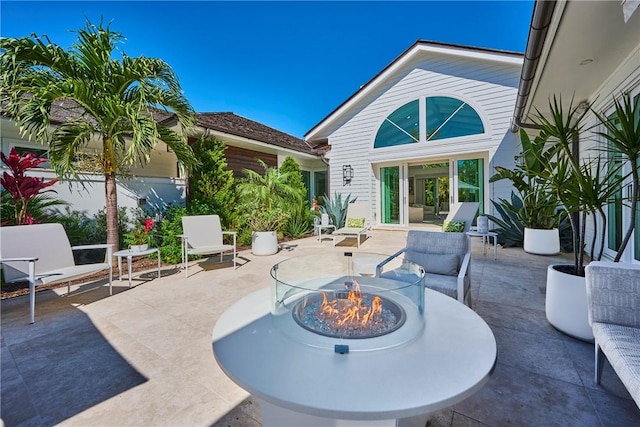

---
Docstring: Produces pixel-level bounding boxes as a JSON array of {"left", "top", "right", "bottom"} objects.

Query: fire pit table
[{"left": 213, "top": 252, "right": 496, "bottom": 427}]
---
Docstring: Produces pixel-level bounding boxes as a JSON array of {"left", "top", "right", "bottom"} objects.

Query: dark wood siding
[{"left": 225, "top": 146, "right": 277, "bottom": 178}]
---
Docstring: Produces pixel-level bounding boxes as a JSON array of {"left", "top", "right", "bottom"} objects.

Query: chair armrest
[
  {"left": 71, "top": 244, "right": 113, "bottom": 251},
  {"left": 72, "top": 243, "right": 113, "bottom": 267},
  {"left": 457, "top": 251, "right": 471, "bottom": 302},
  {"left": 375, "top": 248, "right": 407, "bottom": 277},
  {"left": 222, "top": 231, "right": 237, "bottom": 247},
  {"left": 0, "top": 257, "right": 39, "bottom": 263}
]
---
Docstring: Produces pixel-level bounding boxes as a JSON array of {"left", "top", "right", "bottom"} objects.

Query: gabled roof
[
  {"left": 196, "top": 112, "right": 317, "bottom": 155},
  {"left": 305, "top": 39, "right": 524, "bottom": 142}
]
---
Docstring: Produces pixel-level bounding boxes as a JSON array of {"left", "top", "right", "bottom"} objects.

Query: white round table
[{"left": 212, "top": 287, "right": 496, "bottom": 427}]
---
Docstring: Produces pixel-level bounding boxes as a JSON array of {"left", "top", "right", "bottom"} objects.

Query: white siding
[{"left": 324, "top": 51, "right": 521, "bottom": 222}]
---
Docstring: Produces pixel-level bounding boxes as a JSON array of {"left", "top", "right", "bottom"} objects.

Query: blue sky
[{"left": 1, "top": 1, "right": 534, "bottom": 138}]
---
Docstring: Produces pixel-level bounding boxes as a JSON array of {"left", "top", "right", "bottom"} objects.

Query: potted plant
[
  {"left": 246, "top": 208, "right": 288, "bottom": 256},
  {"left": 125, "top": 217, "right": 155, "bottom": 251},
  {"left": 236, "top": 160, "right": 304, "bottom": 256},
  {"left": 528, "top": 96, "right": 626, "bottom": 341},
  {"left": 490, "top": 129, "right": 564, "bottom": 255}
]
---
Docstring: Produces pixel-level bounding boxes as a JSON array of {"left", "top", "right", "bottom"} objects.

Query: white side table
[
  {"left": 113, "top": 247, "right": 161, "bottom": 288},
  {"left": 466, "top": 231, "right": 498, "bottom": 260},
  {"left": 314, "top": 224, "right": 335, "bottom": 243}
]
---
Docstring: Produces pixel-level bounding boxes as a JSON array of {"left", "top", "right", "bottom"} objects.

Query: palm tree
[{"left": 0, "top": 20, "right": 198, "bottom": 250}]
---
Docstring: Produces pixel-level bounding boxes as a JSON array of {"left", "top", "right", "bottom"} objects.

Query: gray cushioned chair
[
  {"left": 378, "top": 230, "right": 471, "bottom": 306},
  {"left": 585, "top": 261, "right": 640, "bottom": 409}
]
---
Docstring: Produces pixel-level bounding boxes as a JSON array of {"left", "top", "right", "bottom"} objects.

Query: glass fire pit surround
[{"left": 270, "top": 252, "right": 425, "bottom": 352}]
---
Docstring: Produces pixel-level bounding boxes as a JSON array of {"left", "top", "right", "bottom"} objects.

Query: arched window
[
  {"left": 426, "top": 97, "right": 484, "bottom": 141},
  {"left": 373, "top": 100, "right": 419, "bottom": 148},
  {"left": 374, "top": 97, "right": 484, "bottom": 148}
]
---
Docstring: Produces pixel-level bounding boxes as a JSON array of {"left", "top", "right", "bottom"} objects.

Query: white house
[
  {"left": 0, "top": 108, "right": 326, "bottom": 219},
  {"left": 305, "top": 40, "right": 524, "bottom": 228},
  {"left": 512, "top": 0, "right": 640, "bottom": 263}
]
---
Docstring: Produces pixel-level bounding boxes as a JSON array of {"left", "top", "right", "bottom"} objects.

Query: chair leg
[
  {"left": 28, "top": 261, "right": 36, "bottom": 324},
  {"left": 595, "top": 341, "right": 605, "bottom": 384}
]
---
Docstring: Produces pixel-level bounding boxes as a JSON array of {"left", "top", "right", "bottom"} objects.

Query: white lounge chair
[
  {"left": 442, "top": 202, "right": 480, "bottom": 232},
  {"left": 332, "top": 203, "right": 370, "bottom": 248},
  {"left": 0, "top": 223, "right": 113, "bottom": 323},
  {"left": 180, "top": 215, "right": 237, "bottom": 277}
]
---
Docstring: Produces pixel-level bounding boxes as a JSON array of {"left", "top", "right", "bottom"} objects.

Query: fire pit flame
[
  {"left": 320, "top": 280, "right": 383, "bottom": 327},
  {"left": 293, "top": 279, "right": 406, "bottom": 339}
]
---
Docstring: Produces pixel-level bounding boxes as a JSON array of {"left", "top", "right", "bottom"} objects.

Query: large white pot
[
  {"left": 524, "top": 228, "right": 560, "bottom": 255},
  {"left": 545, "top": 264, "right": 594, "bottom": 342},
  {"left": 252, "top": 231, "right": 278, "bottom": 256}
]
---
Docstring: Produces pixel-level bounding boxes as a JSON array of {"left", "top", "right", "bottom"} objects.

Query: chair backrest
[
  {"left": 345, "top": 203, "right": 369, "bottom": 227},
  {"left": 182, "top": 215, "right": 223, "bottom": 248},
  {"left": 404, "top": 230, "right": 469, "bottom": 273},
  {"left": 443, "top": 202, "right": 480, "bottom": 232},
  {"left": 0, "top": 223, "right": 75, "bottom": 282}
]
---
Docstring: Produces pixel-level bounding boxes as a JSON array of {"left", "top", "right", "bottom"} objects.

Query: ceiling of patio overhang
[{"left": 523, "top": 0, "right": 640, "bottom": 120}]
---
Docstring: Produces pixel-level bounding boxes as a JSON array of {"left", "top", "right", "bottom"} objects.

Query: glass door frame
[
  {"left": 449, "top": 153, "right": 489, "bottom": 215},
  {"left": 603, "top": 89, "right": 639, "bottom": 264},
  {"left": 375, "top": 162, "right": 408, "bottom": 227}
]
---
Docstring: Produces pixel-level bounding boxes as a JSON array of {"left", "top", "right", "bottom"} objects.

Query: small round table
[
  {"left": 113, "top": 247, "right": 161, "bottom": 288},
  {"left": 213, "top": 287, "right": 496, "bottom": 426},
  {"left": 466, "top": 231, "right": 498, "bottom": 259}
]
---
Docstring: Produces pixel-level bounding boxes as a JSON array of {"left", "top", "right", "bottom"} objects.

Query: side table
[
  {"left": 314, "top": 224, "right": 335, "bottom": 243},
  {"left": 113, "top": 247, "right": 161, "bottom": 288},
  {"left": 466, "top": 231, "right": 498, "bottom": 260}
]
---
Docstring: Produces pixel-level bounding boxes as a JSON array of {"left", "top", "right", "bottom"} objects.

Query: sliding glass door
[{"left": 381, "top": 166, "right": 400, "bottom": 224}]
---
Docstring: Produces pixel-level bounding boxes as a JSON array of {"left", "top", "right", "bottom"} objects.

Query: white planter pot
[
  {"left": 252, "top": 231, "right": 278, "bottom": 256},
  {"left": 545, "top": 264, "right": 594, "bottom": 342},
  {"left": 524, "top": 228, "right": 560, "bottom": 255},
  {"left": 130, "top": 244, "right": 148, "bottom": 252}
]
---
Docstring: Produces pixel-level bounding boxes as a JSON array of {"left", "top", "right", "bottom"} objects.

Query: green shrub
[{"left": 157, "top": 204, "right": 187, "bottom": 265}]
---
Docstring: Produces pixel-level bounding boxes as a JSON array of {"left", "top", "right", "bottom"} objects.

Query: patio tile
[
  {"left": 453, "top": 363, "right": 600, "bottom": 426},
  {"left": 474, "top": 300, "right": 562, "bottom": 339}
]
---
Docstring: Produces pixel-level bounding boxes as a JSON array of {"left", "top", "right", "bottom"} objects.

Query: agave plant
[{"left": 319, "top": 192, "right": 357, "bottom": 229}]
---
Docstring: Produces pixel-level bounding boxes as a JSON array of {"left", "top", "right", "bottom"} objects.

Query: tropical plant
[
  {"left": 284, "top": 203, "right": 313, "bottom": 238},
  {"left": 156, "top": 204, "right": 187, "bottom": 265},
  {"left": 319, "top": 192, "right": 357, "bottom": 229},
  {"left": 246, "top": 207, "right": 288, "bottom": 232},
  {"left": 487, "top": 192, "right": 573, "bottom": 251},
  {"left": 486, "top": 193, "right": 526, "bottom": 248},
  {"left": 188, "top": 135, "right": 235, "bottom": 227},
  {"left": 236, "top": 159, "right": 304, "bottom": 231},
  {"left": 0, "top": 147, "right": 65, "bottom": 225},
  {"left": 529, "top": 96, "right": 625, "bottom": 276},
  {"left": 0, "top": 20, "right": 198, "bottom": 250},
  {"left": 490, "top": 129, "right": 564, "bottom": 229},
  {"left": 593, "top": 93, "right": 640, "bottom": 262}
]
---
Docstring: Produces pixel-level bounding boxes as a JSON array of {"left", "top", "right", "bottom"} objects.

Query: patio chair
[
  {"left": 0, "top": 223, "right": 113, "bottom": 323},
  {"left": 377, "top": 230, "right": 471, "bottom": 306},
  {"left": 180, "top": 215, "right": 237, "bottom": 277},
  {"left": 442, "top": 202, "right": 479, "bottom": 232},
  {"left": 332, "top": 203, "right": 370, "bottom": 248},
  {"left": 585, "top": 261, "right": 640, "bottom": 408}
]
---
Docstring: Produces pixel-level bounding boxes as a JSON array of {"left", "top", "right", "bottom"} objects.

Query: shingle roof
[{"left": 196, "top": 112, "right": 317, "bottom": 155}]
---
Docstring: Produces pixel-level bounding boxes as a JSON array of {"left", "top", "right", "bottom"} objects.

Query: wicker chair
[{"left": 585, "top": 261, "right": 640, "bottom": 409}]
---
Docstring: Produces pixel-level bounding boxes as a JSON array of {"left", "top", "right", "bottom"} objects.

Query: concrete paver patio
[{"left": 2, "top": 229, "right": 639, "bottom": 426}]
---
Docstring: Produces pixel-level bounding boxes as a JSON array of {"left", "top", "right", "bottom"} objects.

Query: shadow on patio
[{"left": 1, "top": 285, "right": 148, "bottom": 426}]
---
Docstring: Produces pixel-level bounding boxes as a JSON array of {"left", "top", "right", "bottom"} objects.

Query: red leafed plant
[{"left": 1, "top": 147, "right": 59, "bottom": 225}]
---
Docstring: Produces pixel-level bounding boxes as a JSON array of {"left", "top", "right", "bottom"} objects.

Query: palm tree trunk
[
  {"left": 103, "top": 136, "right": 119, "bottom": 252},
  {"left": 105, "top": 171, "right": 119, "bottom": 252}
]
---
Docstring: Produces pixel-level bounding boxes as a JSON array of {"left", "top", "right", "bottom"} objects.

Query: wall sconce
[{"left": 343, "top": 165, "right": 353, "bottom": 186}]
